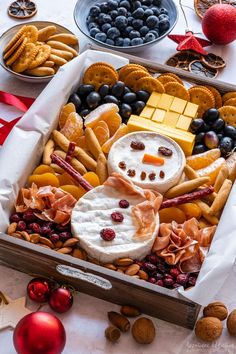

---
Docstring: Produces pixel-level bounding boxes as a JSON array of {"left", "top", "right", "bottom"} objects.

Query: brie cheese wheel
[
  {"left": 71, "top": 184, "right": 159, "bottom": 263},
  {"left": 108, "top": 132, "right": 185, "bottom": 194}
]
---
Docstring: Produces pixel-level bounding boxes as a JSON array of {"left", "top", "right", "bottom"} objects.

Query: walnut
[
  {"left": 195, "top": 317, "right": 222, "bottom": 342},
  {"left": 227, "top": 310, "right": 236, "bottom": 336},
  {"left": 131, "top": 317, "right": 155, "bottom": 344},
  {"left": 203, "top": 301, "right": 228, "bottom": 321}
]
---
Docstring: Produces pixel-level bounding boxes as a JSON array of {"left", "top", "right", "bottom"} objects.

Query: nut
[
  {"left": 39, "top": 236, "right": 54, "bottom": 248},
  {"left": 57, "top": 247, "right": 73, "bottom": 254},
  {"left": 63, "top": 237, "right": 79, "bottom": 247},
  {"left": 11, "top": 232, "right": 24, "bottom": 240},
  {"left": 7, "top": 222, "right": 17, "bottom": 235},
  {"left": 132, "top": 317, "right": 156, "bottom": 344},
  {"left": 72, "top": 248, "right": 87, "bottom": 260},
  {"left": 125, "top": 264, "right": 140, "bottom": 276},
  {"left": 203, "top": 302, "right": 228, "bottom": 321},
  {"left": 104, "top": 263, "right": 117, "bottom": 271},
  {"left": 19, "top": 231, "right": 30, "bottom": 242},
  {"left": 117, "top": 269, "right": 124, "bottom": 274},
  {"left": 105, "top": 325, "right": 121, "bottom": 342},
  {"left": 120, "top": 305, "right": 141, "bottom": 317},
  {"left": 195, "top": 317, "right": 222, "bottom": 342},
  {"left": 138, "top": 270, "right": 148, "bottom": 280},
  {"left": 38, "top": 243, "right": 51, "bottom": 249},
  {"left": 30, "top": 233, "right": 40, "bottom": 243},
  {"left": 108, "top": 311, "right": 130, "bottom": 332},
  {"left": 54, "top": 240, "right": 63, "bottom": 248},
  {"left": 227, "top": 309, "right": 236, "bottom": 336},
  {"left": 115, "top": 258, "right": 134, "bottom": 266}
]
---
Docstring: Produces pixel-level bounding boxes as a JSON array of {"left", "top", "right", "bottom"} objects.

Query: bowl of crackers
[{"left": 0, "top": 21, "right": 79, "bottom": 83}]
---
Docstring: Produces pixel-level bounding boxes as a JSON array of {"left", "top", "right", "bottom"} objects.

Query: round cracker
[
  {"left": 12, "top": 42, "right": 38, "bottom": 73},
  {"left": 165, "top": 72, "right": 183, "bottom": 85},
  {"left": 6, "top": 37, "right": 28, "bottom": 66},
  {"left": 28, "top": 44, "right": 51, "bottom": 69},
  {"left": 83, "top": 64, "right": 118, "bottom": 90},
  {"left": 135, "top": 77, "right": 165, "bottom": 93},
  {"left": 218, "top": 106, "right": 236, "bottom": 127},
  {"left": 24, "top": 25, "right": 38, "bottom": 43},
  {"left": 205, "top": 86, "right": 222, "bottom": 109},
  {"left": 124, "top": 70, "right": 150, "bottom": 90},
  {"left": 188, "top": 86, "right": 215, "bottom": 118},
  {"left": 156, "top": 74, "right": 178, "bottom": 85},
  {"left": 3, "top": 35, "right": 25, "bottom": 60},
  {"left": 87, "top": 62, "right": 117, "bottom": 76},
  {"left": 222, "top": 92, "right": 236, "bottom": 103},
  {"left": 224, "top": 98, "right": 236, "bottom": 107},
  {"left": 3, "top": 25, "right": 27, "bottom": 53},
  {"left": 164, "top": 82, "right": 190, "bottom": 101},
  {"left": 118, "top": 64, "right": 148, "bottom": 82}
]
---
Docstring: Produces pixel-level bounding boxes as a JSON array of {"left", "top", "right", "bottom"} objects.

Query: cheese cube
[
  {"left": 146, "top": 92, "right": 162, "bottom": 107},
  {"left": 163, "top": 111, "right": 180, "bottom": 127},
  {"left": 184, "top": 102, "right": 199, "bottom": 118},
  {"left": 140, "top": 106, "right": 155, "bottom": 119},
  {"left": 176, "top": 115, "right": 192, "bottom": 131},
  {"left": 157, "top": 93, "right": 174, "bottom": 110},
  {"left": 170, "top": 97, "right": 187, "bottom": 114},
  {"left": 152, "top": 108, "right": 166, "bottom": 122}
]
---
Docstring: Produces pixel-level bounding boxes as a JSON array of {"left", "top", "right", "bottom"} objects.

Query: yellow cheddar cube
[
  {"left": 146, "top": 92, "right": 162, "bottom": 107},
  {"left": 170, "top": 97, "right": 187, "bottom": 114},
  {"left": 184, "top": 102, "right": 199, "bottom": 118},
  {"left": 176, "top": 115, "right": 192, "bottom": 131},
  {"left": 157, "top": 93, "right": 174, "bottom": 110},
  {"left": 152, "top": 108, "right": 166, "bottom": 123},
  {"left": 163, "top": 111, "right": 180, "bottom": 127},
  {"left": 140, "top": 106, "right": 155, "bottom": 119}
]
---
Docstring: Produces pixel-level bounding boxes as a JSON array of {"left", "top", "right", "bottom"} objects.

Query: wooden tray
[{"left": 1, "top": 46, "right": 235, "bottom": 329}]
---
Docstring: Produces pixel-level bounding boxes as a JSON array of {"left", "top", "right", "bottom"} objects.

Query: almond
[
  {"left": 57, "top": 247, "right": 73, "bottom": 254},
  {"left": 104, "top": 263, "right": 117, "bottom": 271},
  {"left": 7, "top": 222, "right": 17, "bottom": 235},
  {"left": 115, "top": 258, "right": 134, "bottom": 266},
  {"left": 38, "top": 243, "right": 51, "bottom": 249},
  {"left": 11, "top": 232, "right": 23, "bottom": 240},
  {"left": 30, "top": 233, "right": 40, "bottom": 243},
  {"left": 19, "top": 231, "right": 30, "bottom": 242},
  {"left": 138, "top": 270, "right": 149, "bottom": 280},
  {"left": 125, "top": 264, "right": 140, "bottom": 276},
  {"left": 39, "top": 236, "right": 54, "bottom": 248},
  {"left": 63, "top": 237, "right": 78, "bottom": 247},
  {"left": 72, "top": 248, "right": 87, "bottom": 260},
  {"left": 54, "top": 240, "right": 63, "bottom": 248}
]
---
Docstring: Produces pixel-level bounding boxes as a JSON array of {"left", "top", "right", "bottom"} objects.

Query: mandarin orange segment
[
  {"left": 159, "top": 207, "right": 186, "bottom": 224},
  {"left": 104, "top": 113, "right": 122, "bottom": 136},
  {"left": 178, "top": 203, "right": 202, "bottom": 220},
  {"left": 33, "top": 164, "right": 55, "bottom": 175},
  {"left": 196, "top": 157, "right": 226, "bottom": 185},
  {"left": 186, "top": 148, "right": 221, "bottom": 170},
  {"left": 28, "top": 173, "right": 60, "bottom": 188},
  {"left": 59, "top": 102, "right": 76, "bottom": 129},
  {"left": 60, "top": 112, "right": 83, "bottom": 143},
  {"left": 84, "top": 103, "right": 119, "bottom": 128},
  {"left": 57, "top": 172, "right": 76, "bottom": 186},
  {"left": 102, "top": 124, "right": 129, "bottom": 154},
  {"left": 60, "top": 185, "right": 84, "bottom": 200},
  {"left": 93, "top": 121, "right": 110, "bottom": 146},
  {"left": 83, "top": 172, "right": 100, "bottom": 187}
]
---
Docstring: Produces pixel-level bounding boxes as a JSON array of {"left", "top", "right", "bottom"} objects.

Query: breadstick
[
  {"left": 47, "top": 33, "right": 78, "bottom": 45},
  {"left": 42, "top": 60, "right": 54, "bottom": 67},
  {"left": 49, "top": 54, "right": 67, "bottom": 66},
  {"left": 38, "top": 26, "right": 57, "bottom": 42},
  {"left": 52, "top": 130, "right": 97, "bottom": 171},
  {"left": 177, "top": 172, "right": 185, "bottom": 185},
  {"left": 184, "top": 165, "right": 198, "bottom": 180},
  {"left": 43, "top": 139, "right": 55, "bottom": 165},
  {"left": 165, "top": 176, "right": 210, "bottom": 199},
  {"left": 96, "top": 153, "right": 108, "bottom": 184},
  {"left": 54, "top": 150, "right": 87, "bottom": 175},
  {"left": 85, "top": 127, "right": 104, "bottom": 160},
  {"left": 209, "top": 179, "right": 232, "bottom": 215},
  {"left": 194, "top": 200, "right": 219, "bottom": 225},
  {"left": 47, "top": 40, "right": 78, "bottom": 56},
  {"left": 229, "top": 161, "right": 236, "bottom": 182},
  {"left": 51, "top": 48, "right": 73, "bottom": 61},
  {"left": 214, "top": 165, "right": 229, "bottom": 193}
]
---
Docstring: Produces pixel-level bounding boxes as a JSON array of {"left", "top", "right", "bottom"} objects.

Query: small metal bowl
[
  {"left": 0, "top": 21, "right": 79, "bottom": 83},
  {"left": 74, "top": 0, "right": 178, "bottom": 54}
]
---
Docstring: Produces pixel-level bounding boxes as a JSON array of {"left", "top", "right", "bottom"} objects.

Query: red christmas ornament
[
  {"left": 13, "top": 311, "right": 66, "bottom": 354},
  {"left": 27, "top": 278, "right": 52, "bottom": 303},
  {"left": 49, "top": 287, "right": 73, "bottom": 313},
  {"left": 168, "top": 31, "right": 212, "bottom": 55}
]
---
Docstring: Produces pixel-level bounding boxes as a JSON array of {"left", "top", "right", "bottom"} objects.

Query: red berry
[
  {"left": 23, "top": 210, "right": 36, "bottom": 222},
  {"left": 188, "top": 276, "right": 197, "bottom": 287},
  {"left": 156, "top": 280, "right": 164, "bottom": 287},
  {"left": 119, "top": 199, "right": 129, "bottom": 208},
  {"left": 170, "top": 268, "right": 180, "bottom": 278},
  {"left": 50, "top": 234, "right": 60, "bottom": 244},
  {"left": 148, "top": 277, "right": 156, "bottom": 284},
  {"left": 176, "top": 274, "right": 189, "bottom": 286},
  {"left": 100, "top": 228, "right": 116, "bottom": 241},
  {"left": 111, "top": 211, "right": 124, "bottom": 222},
  {"left": 59, "top": 232, "right": 71, "bottom": 241},
  {"left": 28, "top": 223, "right": 41, "bottom": 233},
  {"left": 146, "top": 254, "right": 159, "bottom": 264},
  {"left": 163, "top": 277, "right": 174, "bottom": 287},
  {"left": 17, "top": 220, "right": 26, "bottom": 231},
  {"left": 10, "top": 213, "right": 21, "bottom": 223}
]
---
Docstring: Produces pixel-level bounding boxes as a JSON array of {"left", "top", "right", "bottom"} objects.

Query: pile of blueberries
[
  {"left": 86, "top": 0, "right": 170, "bottom": 47},
  {"left": 190, "top": 108, "right": 236, "bottom": 156},
  {"left": 68, "top": 81, "right": 150, "bottom": 122}
]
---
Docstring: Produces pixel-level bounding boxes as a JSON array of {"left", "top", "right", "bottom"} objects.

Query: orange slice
[
  {"left": 84, "top": 103, "right": 119, "bottom": 129},
  {"left": 59, "top": 102, "right": 76, "bottom": 129},
  {"left": 196, "top": 157, "right": 226, "bottom": 185},
  {"left": 60, "top": 112, "right": 83, "bottom": 143},
  {"left": 83, "top": 172, "right": 100, "bottom": 187},
  {"left": 105, "top": 113, "right": 122, "bottom": 136},
  {"left": 93, "top": 121, "right": 110, "bottom": 146},
  {"left": 102, "top": 124, "right": 129, "bottom": 154},
  {"left": 186, "top": 148, "right": 221, "bottom": 170},
  {"left": 28, "top": 173, "right": 60, "bottom": 188}
]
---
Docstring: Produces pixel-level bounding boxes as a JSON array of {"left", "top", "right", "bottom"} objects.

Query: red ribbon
[{"left": 0, "top": 91, "right": 35, "bottom": 145}]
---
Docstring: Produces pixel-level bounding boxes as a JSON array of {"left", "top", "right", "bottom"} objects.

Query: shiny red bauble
[
  {"left": 49, "top": 287, "right": 73, "bottom": 313},
  {"left": 13, "top": 311, "right": 66, "bottom": 354},
  {"left": 27, "top": 277, "right": 52, "bottom": 303}
]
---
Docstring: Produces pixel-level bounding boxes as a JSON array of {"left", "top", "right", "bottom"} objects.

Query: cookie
[
  {"left": 25, "top": 67, "right": 55, "bottom": 76},
  {"left": 51, "top": 48, "right": 73, "bottom": 60},
  {"left": 46, "top": 40, "right": 78, "bottom": 56},
  {"left": 24, "top": 25, "right": 38, "bottom": 43},
  {"left": 3, "top": 25, "right": 26, "bottom": 53},
  {"left": 28, "top": 44, "right": 51, "bottom": 69},
  {"left": 222, "top": 92, "right": 236, "bottom": 103},
  {"left": 83, "top": 64, "right": 118, "bottom": 90},
  {"left": 118, "top": 64, "right": 148, "bottom": 82},
  {"left": 189, "top": 86, "right": 215, "bottom": 118},
  {"left": 47, "top": 33, "right": 78, "bottom": 45},
  {"left": 3, "top": 35, "right": 25, "bottom": 60},
  {"left": 224, "top": 98, "right": 236, "bottom": 107},
  {"left": 12, "top": 42, "right": 38, "bottom": 73},
  {"left": 205, "top": 86, "right": 222, "bottom": 109},
  {"left": 5, "top": 37, "right": 27, "bottom": 66},
  {"left": 124, "top": 70, "right": 150, "bottom": 90},
  {"left": 218, "top": 106, "right": 236, "bottom": 127},
  {"left": 156, "top": 74, "right": 178, "bottom": 85},
  {"left": 164, "top": 82, "right": 190, "bottom": 101},
  {"left": 49, "top": 54, "right": 67, "bottom": 66},
  {"left": 38, "top": 25, "right": 57, "bottom": 42},
  {"left": 135, "top": 77, "right": 165, "bottom": 93}
]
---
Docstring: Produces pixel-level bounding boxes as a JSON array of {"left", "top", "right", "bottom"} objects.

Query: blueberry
[
  {"left": 220, "top": 137, "right": 234, "bottom": 155},
  {"left": 115, "top": 15, "right": 128, "bottom": 29},
  {"left": 131, "top": 100, "right": 146, "bottom": 115},
  {"left": 86, "top": 15, "right": 95, "bottom": 25},
  {"left": 159, "top": 19, "right": 170, "bottom": 33},
  {"left": 211, "top": 118, "right": 225, "bottom": 132},
  {"left": 90, "top": 27, "right": 100, "bottom": 38},
  {"left": 217, "top": 133, "right": 224, "bottom": 142},
  {"left": 107, "top": 27, "right": 121, "bottom": 39},
  {"left": 120, "top": 0, "right": 131, "bottom": 9},
  {"left": 68, "top": 93, "right": 82, "bottom": 111},
  {"left": 132, "top": 19, "right": 143, "bottom": 30},
  {"left": 132, "top": 7, "right": 145, "bottom": 19},
  {"left": 132, "top": 1, "right": 141, "bottom": 10},
  {"left": 203, "top": 108, "right": 219, "bottom": 122},
  {"left": 129, "top": 30, "right": 140, "bottom": 39},
  {"left": 193, "top": 144, "right": 207, "bottom": 154},
  {"left": 120, "top": 103, "right": 132, "bottom": 119},
  {"left": 158, "top": 14, "right": 169, "bottom": 21},
  {"left": 153, "top": 0, "right": 162, "bottom": 5},
  {"left": 110, "top": 10, "right": 118, "bottom": 19},
  {"left": 224, "top": 125, "right": 236, "bottom": 139},
  {"left": 151, "top": 6, "right": 161, "bottom": 16},
  {"left": 88, "top": 22, "right": 98, "bottom": 30},
  {"left": 160, "top": 7, "right": 169, "bottom": 15},
  {"left": 144, "top": 32, "right": 156, "bottom": 42},
  {"left": 104, "top": 95, "right": 119, "bottom": 104},
  {"left": 111, "top": 81, "right": 125, "bottom": 97},
  {"left": 80, "top": 109, "right": 90, "bottom": 117},
  {"left": 146, "top": 15, "right": 159, "bottom": 28},
  {"left": 77, "top": 84, "right": 94, "bottom": 96},
  {"left": 125, "top": 26, "right": 134, "bottom": 35},
  {"left": 97, "top": 13, "right": 106, "bottom": 25},
  {"left": 103, "top": 14, "right": 112, "bottom": 23},
  {"left": 123, "top": 92, "right": 137, "bottom": 103},
  {"left": 89, "top": 5, "right": 101, "bottom": 17},
  {"left": 195, "top": 132, "right": 205, "bottom": 144},
  {"left": 131, "top": 37, "right": 143, "bottom": 46},
  {"left": 149, "top": 29, "right": 159, "bottom": 38},
  {"left": 107, "top": 0, "right": 118, "bottom": 10},
  {"left": 136, "top": 90, "right": 150, "bottom": 102},
  {"left": 115, "top": 37, "right": 124, "bottom": 46},
  {"left": 100, "top": 2, "right": 109, "bottom": 13},
  {"left": 140, "top": 26, "right": 149, "bottom": 36},
  {"left": 117, "top": 7, "right": 127, "bottom": 16},
  {"left": 141, "top": 5, "right": 148, "bottom": 10},
  {"left": 102, "top": 23, "right": 112, "bottom": 33},
  {"left": 106, "top": 38, "right": 115, "bottom": 45},
  {"left": 95, "top": 32, "right": 107, "bottom": 42},
  {"left": 98, "top": 84, "right": 110, "bottom": 98},
  {"left": 86, "top": 92, "right": 101, "bottom": 109},
  {"left": 123, "top": 38, "right": 131, "bottom": 46},
  {"left": 144, "top": 9, "right": 154, "bottom": 18},
  {"left": 142, "top": 0, "right": 153, "bottom": 5}
]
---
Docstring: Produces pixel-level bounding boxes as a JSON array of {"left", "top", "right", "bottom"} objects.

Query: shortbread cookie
[
  {"left": 124, "top": 70, "right": 150, "bottom": 90},
  {"left": 83, "top": 64, "right": 118, "bottom": 90},
  {"left": 224, "top": 98, "right": 236, "bottom": 107},
  {"left": 157, "top": 74, "right": 178, "bottom": 85},
  {"left": 222, "top": 92, "right": 236, "bottom": 103},
  {"left": 218, "top": 106, "right": 236, "bottom": 127},
  {"left": 205, "top": 86, "right": 222, "bottom": 109},
  {"left": 49, "top": 54, "right": 67, "bottom": 66},
  {"left": 119, "top": 64, "right": 148, "bottom": 82},
  {"left": 51, "top": 48, "right": 73, "bottom": 60},
  {"left": 3, "top": 35, "right": 25, "bottom": 60},
  {"left": 24, "top": 25, "right": 38, "bottom": 43}
]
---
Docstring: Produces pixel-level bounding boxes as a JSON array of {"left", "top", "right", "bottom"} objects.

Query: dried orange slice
[
  {"left": 186, "top": 148, "right": 221, "bottom": 170},
  {"left": 84, "top": 103, "right": 119, "bottom": 129},
  {"left": 104, "top": 113, "right": 122, "bottom": 136},
  {"left": 159, "top": 207, "right": 186, "bottom": 224},
  {"left": 59, "top": 102, "right": 76, "bottom": 129},
  {"left": 194, "top": 0, "right": 236, "bottom": 19},
  {"left": 102, "top": 124, "right": 129, "bottom": 154},
  {"left": 83, "top": 172, "right": 100, "bottom": 187},
  {"left": 33, "top": 164, "right": 55, "bottom": 175},
  {"left": 60, "top": 112, "right": 83, "bottom": 143},
  {"left": 93, "top": 121, "right": 110, "bottom": 146},
  {"left": 196, "top": 157, "right": 226, "bottom": 184},
  {"left": 178, "top": 203, "right": 202, "bottom": 220}
]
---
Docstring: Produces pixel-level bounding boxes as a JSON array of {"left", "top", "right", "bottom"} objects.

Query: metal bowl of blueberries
[{"left": 74, "top": 0, "right": 178, "bottom": 53}]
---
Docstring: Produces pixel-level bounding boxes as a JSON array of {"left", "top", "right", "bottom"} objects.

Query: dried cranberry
[
  {"left": 163, "top": 277, "right": 175, "bottom": 287},
  {"left": 146, "top": 254, "right": 159, "bottom": 264},
  {"left": 23, "top": 210, "right": 36, "bottom": 222},
  {"left": 127, "top": 169, "right": 136, "bottom": 177},
  {"left": 148, "top": 277, "right": 156, "bottom": 284},
  {"left": 188, "top": 276, "right": 197, "bottom": 287},
  {"left": 130, "top": 141, "right": 145, "bottom": 150},
  {"left": 148, "top": 173, "right": 156, "bottom": 181},
  {"left": 118, "top": 161, "right": 126, "bottom": 170},
  {"left": 56, "top": 224, "right": 69, "bottom": 232},
  {"left": 10, "top": 213, "right": 21, "bottom": 223},
  {"left": 159, "top": 170, "right": 165, "bottom": 179},
  {"left": 17, "top": 220, "right": 26, "bottom": 231},
  {"left": 140, "top": 171, "right": 146, "bottom": 180},
  {"left": 100, "top": 228, "right": 116, "bottom": 241},
  {"left": 164, "top": 273, "right": 173, "bottom": 279},
  {"left": 28, "top": 223, "right": 41, "bottom": 234},
  {"left": 152, "top": 272, "right": 163, "bottom": 281},
  {"left": 173, "top": 283, "right": 181, "bottom": 288},
  {"left": 158, "top": 146, "right": 173, "bottom": 156},
  {"left": 157, "top": 263, "right": 168, "bottom": 274},
  {"left": 40, "top": 225, "right": 52, "bottom": 236},
  {"left": 119, "top": 200, "right": 129, "bottom": 208},
  {"left": 170, "top": 268, "right": 180, "bottom": 278},
  {"left": 176, "top": 274, "right": 189, "bottom": 286},
  {"left": 143, "top": 262, "right": 157, "bottom": 273},
  {"left": 59, "top": 232, "right": 71, "bottom": 242},
  {"left": 111, "top": 211, "right": 124, "bottom": 222},
  {"left": 156, "top": 279, "right": 164, "bottom": 287},
  {"left": 50, "top": 234, "right": 60, "bottom": 244}
]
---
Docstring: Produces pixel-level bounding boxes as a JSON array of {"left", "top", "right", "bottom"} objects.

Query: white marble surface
[{"left": 1, "top": 0, "right": 236, "bottom": 353}]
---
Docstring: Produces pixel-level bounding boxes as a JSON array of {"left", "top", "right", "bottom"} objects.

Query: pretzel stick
[
  {"left": 43, "top": 139, "right": 55, "bottom": 165},
  {"left": 209, "top": 179, "right": 232, "bottom": 216}
]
